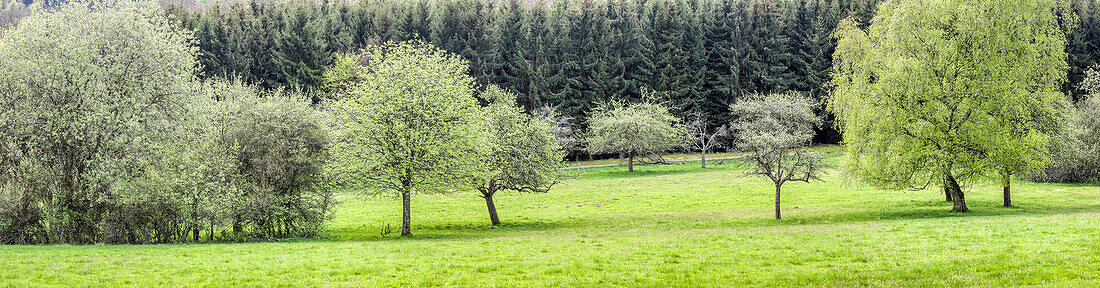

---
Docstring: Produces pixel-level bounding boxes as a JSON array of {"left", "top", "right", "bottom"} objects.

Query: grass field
[
  {"left": 2, "top": 151, "right": 1099, "bottom": 287},
  {"left": 564, "top": 145, "right": 843, "bottom": 168}
]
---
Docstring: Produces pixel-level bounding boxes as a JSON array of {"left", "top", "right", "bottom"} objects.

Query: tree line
[
  {"left": 164, "top": 0, "right": 880, "bottom": 146},
  {"left": 167, "top": 0, "right": 1100, "bottom": 141},
  {"left": 5, "top": 0, "right": 1100, "bottom": 150}
]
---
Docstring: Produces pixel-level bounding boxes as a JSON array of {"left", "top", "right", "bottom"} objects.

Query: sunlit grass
[
  {"left": 2, "top": 150, "right": 1098, "bottom": 287},
  {"left": 564, "top": 145, "right": 843, "bottom": 167}
]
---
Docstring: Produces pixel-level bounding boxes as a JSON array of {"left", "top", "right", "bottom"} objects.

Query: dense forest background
[{"left": 3, "top": 0, "right": 1100, "bottom": 145}]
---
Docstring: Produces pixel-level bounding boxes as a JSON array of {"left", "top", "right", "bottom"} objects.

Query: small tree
[
  {"left": 729, "top": 92, "right": 825, "bottom": 220},
  {"left": 473, "top": 86, "right": 567, "bottom": 225},
  {"left": 328, "top": 41, "right": 485, "bottom": 236},
  {"left": 585, "top": 101, "right": 685, "bottom": 172},
  {"left": 686, "top": 111, "right": 727, "bottom": 168},
  {"left": 534, "top": 105, "right": 579, "bottom": 157}
]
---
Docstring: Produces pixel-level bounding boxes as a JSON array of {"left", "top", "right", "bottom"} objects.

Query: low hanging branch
[
  {"left": 584, "top": 94, "right": 686, "bottom": 172},
  {"left": 473, "top": 85, "right": 572, "bottom": 225}
]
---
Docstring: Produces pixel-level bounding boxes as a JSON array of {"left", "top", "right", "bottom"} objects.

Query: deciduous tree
[
  {"left": 729, "top": 92, "right": 824, "bottom": 220},
  {"left": 327, "top": 41, "right": 486, "bottom": 236},
  {"left": 830, "top": 0, "right": 1070, "bottom": 212},
  {"left": 0, "top": 0, "right": 198, "bottom": 244},
  {"left": 473, "top": 86, "right": 568, "bottom": 225},
  {"left": 584, "top": 96, "right": 685, "bottom": 172},
  {"left": 685, "top": 111, "right": 727, "bottom": 168}
]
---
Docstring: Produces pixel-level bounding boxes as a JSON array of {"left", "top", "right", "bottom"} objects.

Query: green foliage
[
  {"left": 327, "top": 40, "right": 485, "bottom": 235},
  {"left": 0, "top": 2, "right": 332, "bottom": 243},
  {"left": 829, "top": 0, "right": 1070, "bottom": 212},
  {"left": 170, "top": 0, "right": 891, "bottom": 144},
  {"left": 1039, "top": 67, "right": 1100, "bottom": 183},
  {"left": 473, "top": 86, "right": 567, "bottom": 224},
  {"left": 584, "top": 95, "right": 685, "bottom": 171},
  {"left": 208, "top": 81, "right": 334, "bottom": 239},
  {"left": 328, "top": 40, "right": 485, "bottom": 195},
  {"left": 0, "top": 0, "right": 35, "bottom": 29},
  {"left": 0, "top": 0, "right": 198, "bottom": 244},
  {"left": 477, "top": 86, "right": 567, "bottom": 193}
]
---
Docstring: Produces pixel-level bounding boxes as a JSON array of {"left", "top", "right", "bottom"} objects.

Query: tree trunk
[
  {"left": 774, "top": 184, "right": 782, "bottom": 220},
  {"left": 945, "top": 174, "right": 969, "bottom": 212},
  {"left": 401, "top": 189, "right": 412, "bottom": 236},
  {"left": 628, "top": 153, "right": 634, "bottom": 172},
  {"left": 944, "top": 176, "right": 952, "bottom": 202},
  {"left": 701, "top": 151, "right": 706, "bottom": 168},
  {"left": 232, "top": 219, "right": 242, "bottom": 235},
  {"left": 485, "top": 193, "right": 500, "bottom": 225},
  {"left": 1002, "top": 172, "right": 1012, "bottom": 207}
]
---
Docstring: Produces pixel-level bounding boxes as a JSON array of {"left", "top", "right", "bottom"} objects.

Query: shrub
[
  {"left": 0, "top": 1, "right": 197, "bottom": 244},
  {"left": 1037, "top": 95, "right": 1100, "bottom": 183}
]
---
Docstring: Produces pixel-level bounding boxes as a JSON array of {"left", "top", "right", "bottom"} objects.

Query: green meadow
[{"left": 3, "top": 151, "right": 1099, "bottom": 287}]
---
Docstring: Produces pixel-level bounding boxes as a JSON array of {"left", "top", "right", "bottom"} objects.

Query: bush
[
  {"left": 216, "top": 82, "right": 334, "bottom": 239},
  {"left": 1036, "top": 95, "right": 1100, "bottom": 183},
  {"left": 164, "top": 79, "right": 334, "bottom": 242},
  {"left": 0, "top": 1, "right": 198, "bottom": 244}
]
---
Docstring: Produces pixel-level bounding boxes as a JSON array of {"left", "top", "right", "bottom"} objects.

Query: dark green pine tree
[
  {"left": 622, "top": 0, "right": 657, "bottom": 103},
  {"left": 742, "top": 0, "right": 792, "bottom": 94},
  {"left": 465, "top": 1, "right": 496, "bottom": 88},
  {"left": 701, "top": 0, "right": 747, "bottom": 127},
  {"left": 320, "top": 0, "right": 358, "bottom": 52},
  {"left": 545, "top": 0, "right": 586, "bottom": 120},
  {"left": 1066, "top": 0, "right": 1100, "bottom": 102},
  {"left": 601, "top": 0, "right": 631, "bottom": 102},
  {"left": 429, "top": 0, "right": 472, "bottom": 63},
  {"left": 523, "top": 0, "right": 553, "bottom": 111},
  {"left": 395, "top": 0, "right": 432, "bottom": 42},
  {"left": 648, "top": 0, "right": 693, "bottom": 115},
  {"left": 274, "top": 1, "right": 334, "bottom": 91},
  {"left": 682, "top": 0, "right": 711, "bottom": 119},
  {"left": 489, "top": 0, "right": 531, "bottom": 102},
  {"left": 578, "top": 0, "right": 615, "bottom": 107}
]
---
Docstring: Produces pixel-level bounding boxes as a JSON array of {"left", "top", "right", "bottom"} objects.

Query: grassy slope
[{"left": 2, "top": 151, "right": 1099, "bottom": 287}]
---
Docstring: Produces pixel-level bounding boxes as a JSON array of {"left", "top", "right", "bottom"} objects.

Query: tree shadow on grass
[
  {"left": 318, "top": 220, "right": 584, "bottom": 242},
  {"left": 784, "top": 199, "right": 1100, "bottom": 227},
  {"left": 579, "top": 162, "right": 748, "bottom": 180},
  {"left": 313, "top": 197, "right": 1100, "bottom": 243}
]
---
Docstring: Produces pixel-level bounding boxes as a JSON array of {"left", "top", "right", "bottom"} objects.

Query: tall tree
[
  {"left": 830, "top": 0, "right": 1071, "bottom": 212},
  {"left": 0, "top": 1, "right": 198, "bottom": 244},
  {"left": 327, "top": 41, "right": 486, "bottom": 236}
]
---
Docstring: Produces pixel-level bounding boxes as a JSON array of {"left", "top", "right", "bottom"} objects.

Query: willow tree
[
  {"left": 830, "top": 0, "right": 1071, "bottom": 212},
  {"left": 328, "top": 41, "right": 486, "bottom": 236},
  {"left": 473, "top": 86, "right": 567, "bottom": 225}
]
